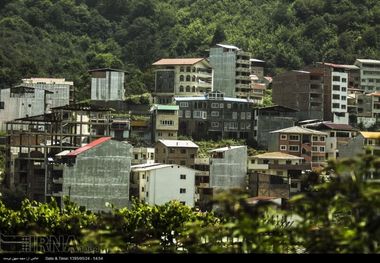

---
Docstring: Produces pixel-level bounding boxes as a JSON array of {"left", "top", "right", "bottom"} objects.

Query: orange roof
[
  {"left": 368, "top": 92, "right": 380, "bottom": 97},
  {"left": 152, "top": 58, "right": 205, "bottom": 66}
]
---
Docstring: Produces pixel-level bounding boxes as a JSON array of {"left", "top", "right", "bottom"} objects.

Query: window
[
  {"left": 186, "top": 85, "right": 190, "bottom": 92},
  {"left": 180, "top": 188, "right": 186, "bottom": 194},
  {"left": 341, "top": 105, "right": 346, "bottom": 109},
  {"left": 160, "top": 120, "right": 174, "bottom": 126},
  {"left": 280, "top": 134, "right": 287, "bottom": 140},
  {"left": 192, "top": 86, "right": 196, "bottom": 92},
  {"left": 180, "top": 102, "right": 188, "bottom": 107},
  {"left": 211, "top": 111, "right": 219, "bottom": 117},
  {"left": 180, "top": 160, "right": 186, "bottom": 165},
  {"left": 332, "top": 94, "right": 340, "bottom": 100},
  {"left": 141, "top": 187, "right": 145, "bottom": 192},
  {"left": 232, "top": 112, "right": 238, "bottom": 120},
  {"left": 227, "top": 103, "right": 232, "bottom": 109},
  {"left": 185, "top": 110, "right": 191, "bottom": 118},
  {"left": 211, "top": 103, "right": 220, "bottom": 108},
  {"left": 170, "top": 148, "right": 175, "bottom": 153},
  {"left": 211, "top": 122, "right": 219, "bottom": 128},
  {"left": 192, "top": 75, "right": 196, "bottom": 82},
  {"left": 291, "top": 182, "right": 298, "bottom": 188},
  {"left": 193, "top": 110, "right": 202, "bottom": 118},
  {"left": 192, "top": 67, "right": 196, "bottom": 72},
  {"left": 180, "top": 66, "right": 184, "bottom": 72},
  {"left": 333, "top": 85, "right": 340, "bottom": 91},
  {"left": 178, "top": 110, "right": 183, "bottom": 118},
  {"left": 180, "top": 174, "right": 186, "bottom": 180},
  {"left": 341, "top": 96, "right": 346, "bottom": 100},
  {"left": 312, "top": 146, "right": 318, "bottom": 152},
  {"left": 333, "top": 76, "right": 340, "bottom": 81},
  {"left": 320, "top": 136, "right": 325, "bottom": 141},
  {"left": 147, "top": 175, "right": 149, "bottom": 182},
  {"left": 246, "top": 112, "right": 251, "bottom": 120},
  {"left": 312, "top": 136, "right": 318, "bottom": 141},
  {"left": 146, "top": 192, "right": 149, "bottom": 197},
  {"left": 342, "top": 78, "right": 347, "bottom": 83},
  {"left": 289, "top": 135, "right": 299, "bottom": 141},
  {"left": 134, "top": 154, "right": 138, "bottom": 159},
  {"left": 289, "top": 146, "right": 299, "bottom": 152},
  {"left": 180, "top": 149, "right": 186, "bottom": 154},
  {"left": 320, "top": 146, "right": 325, "bottom": 152},
  {"left": 186, "top": 67, "right": 191, "bottom": 72},
  {"left": 241, "top": 112, "right": 245, "bottom": 120},
  {"left": 280, "top": 145, "right": 287, "bottom": 151},
  {"left": 341, "top": 87, "right": 346, "bottom": 92},
  {"left": 179, "top": 86, "right": 184, "bottom": 92},
  {"left": 180, "top": 75, "right": 184, "bottom": 81},
  {"left": 332, "top": 103, "right": 340, "bottom": 108},
  {"left": 168, "top": 132, "right": 174, "bottom": 137}
]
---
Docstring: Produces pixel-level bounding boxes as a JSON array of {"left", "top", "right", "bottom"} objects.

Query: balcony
[
  {"left": 236, "top": 67, "right": 250, "bottom": 73},
  {"left": 248, "top": 163, "right": 269, "bottom": 170},
  {"left": 236, "top": 75, "right": 250, "bottom": 81},
  {"left": 236, "top": 59, "right": 250, "bottom": 65},
  {"left": 195, "top": 171, "right": 209, "bottom": 177},
  {"left": 268, "top": 163, "right": 311, "bottom": 170},
  {"left": 235, "top": 83, "right": 250, "bottom": 90}
]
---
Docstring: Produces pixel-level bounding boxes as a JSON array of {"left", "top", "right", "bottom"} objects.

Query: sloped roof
[
  {"left": 253, "top": 152, "right": 303, "bottom": 160},
  {"left": 66, "top": 137, "right": 112, "bottom": 157},
  {"left": 270, "top": 126, "right": 327, "bottom": 135},
  {"left": 209, "top": 145, "right": 246, "bottom": 153},
  {"left": 304, "top": 121, "right": 355, "bottom": 131},
  {"left": 360, "top": 132, "right": 380, "bottom": 139},
  {"left": 158, "top": 139, "right": 199, "bottom": 148},
  {"left": 152, "top": 58, "right": 205, "bottom": 66},
  {"left": 356, "top": 59, "right": 380, "bottom": 64}
]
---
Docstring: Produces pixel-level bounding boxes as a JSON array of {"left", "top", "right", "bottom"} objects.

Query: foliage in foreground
[{"left": 1, "top": 154, "right": 380, "bottom": 253}]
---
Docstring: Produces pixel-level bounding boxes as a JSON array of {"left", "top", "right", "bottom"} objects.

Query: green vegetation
[
  {"left": 1, "top": 0, "right": 380, "bottom": 100},
  {"left": 1, "top": 154, "right": 380, "bottom": 253}
]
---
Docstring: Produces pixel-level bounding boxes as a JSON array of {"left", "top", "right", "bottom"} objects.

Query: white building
[
  {"left": 132, "top": 147, "right": 155, "bottom": 165},
  {"left": 354, "top": 59, "right": 380, "bottom": 94},
  {"left": 330, "top": 70, "right": 349, "bottom": 124},
  {"left": 90, "top": 68, "right": 125, "bottom": 101},
  {"left": 130, "top": 163, "right": 196, "bottom": 207}
]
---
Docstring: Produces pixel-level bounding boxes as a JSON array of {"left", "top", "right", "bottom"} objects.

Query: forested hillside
[{"left": 1, "top": 0, "right": 380, "bottom": 100}]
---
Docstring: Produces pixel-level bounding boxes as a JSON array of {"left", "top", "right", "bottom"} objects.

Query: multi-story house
[
  {"left": 302, "top": 121, "right": 357, "bottom": 160},
  {"left": 151, "top": 104, "right": 179, "bottom": 142},
  {"left": 132, "top": 147, "right": 155, "bottom": 165},
  {"left": 249, "top": 58, "right": 266, "bottom": 104},
  {"left": 248, "top": 152, "right": 310, "bottom": 198},
  {"left": 354, "top": 59, "right": 380, "bottom": 94},
  {"left": 155, "top": 139, "right": 198, "bottom": 168},
  {"left": 268, "top": 126, "right": 327, "bottom": 170},
  {"left": 55, "top": 137, "right": 132, "bottom": 212},
  {"left": 254, "top": 105, "right": 298, "bottom": 149},
  {"left": 175, "top": 90, "right": 255, "bottom": 140},
  {"left": 209, "top": 44, "right": 251, "bottom": 99},
  {"left": 90, "top": 68, "right": 125, "bottom": 101},
  {"left": 152, "top": 58, "right": 212, "bottom": 104},
  {"left": 130, "top": 163, "right": 196, "bottom": 207},
  {"left": 0, "top": 78, "right": 73, "bottom": 130},
  {"left": 356, "top": 93, "right": 380, "bottom": 128},
  {"left": 272, "top": 70, "right": 324, "bottom": 121}
]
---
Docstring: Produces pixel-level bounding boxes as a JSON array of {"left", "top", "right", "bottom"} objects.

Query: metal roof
[
  {"left": 216, "top": 43, "right": 240, "bottom": 50},
  {"left": 317, "top": 62, "right": 359, "bottom": 70},
  {"left": 151, "top": 104, "right": 179, "bottom": 111},
  {"left": 152, "top": 58, "right": 206, "bottom": 66},
  {"left": 252, "top": 152, "right": 303, "bottom": 160},
  {"left": 158, "top": 139, "right": 199, "bottom": 148},
  {"left": 270, "top": 126, "right": 328, "bottom": 135},
  {"left": 355, "top": 59, "right": 380, "bottom": 64},
  {"left": 250, "top": 58, "right": 265, "bottom": 63},
  {"left": 209, "top": 145, "right": 246, "bottom": 153},
  {"left": 304, "top": 121, "right": 355, "bottom": 131},
  {"left": 131, "top": 163, "right": 196, "bottom": 172},
  {"left": 174, "top": 96, "right": 252, "bottom": 103},
  {"left": 65, "top": 137, "right": 112, "bottom": 157},
  {"left": 360, "top": 132, "right": 380, "bottom": 139}
]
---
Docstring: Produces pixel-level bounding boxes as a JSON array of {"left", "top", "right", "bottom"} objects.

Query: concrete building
[
  {"left": 355, "top": 93, "right": 380, "bottom": 128},
  {"left": 209, "top": 44, "right": 251, "bottom": 99},
  {"left": 0, "top": 78, "right": 73, "bottom": 130},
  {"left": 175, "top": 90, "right": 255, "bottom": 141},
  {"left": 268, "top": 126, "right": 327, "bottom": 170},
  {"left": 272, "top": 70, "right": 324, "bottom": 121},
  {"left": 155, "top": 139, "right": 198, "bottom": 168},
  {"left": 152, "top": 58, "right": 212, "bottom": 104},
  {"left": 302, "top": 121, "right": 357, "bottom": 160},
  {"left": 90, "top": 68, "right": 125, "bottom": 101},
  {"left": 130, "top": 163, "right": 196, "bottom": 207},
  {"left": 209, "top": 145, "right": 247, "bottom": 191},
  {"left": 130, "top": 119, "right": 151, "bottom": 144},
  {"left": 150, "top": 104, "right": 179, "bottom": 142},
  {"left": 132, "top": 147, "right": 155, "bottom": 165},
  {"left": 55, "top": 137, "right": 132, "bottom": 212},
  {"left": 254, "top": 105, "right": 298, "bottom": 149},
  {"left": 248, "top": 152, "right": 309, "bottom": 198},
  {"left": 354, "top": 59, "right": 380, "bottom": 93},
  {"left": 339, "top": 131, "right": 380, "bottom": 158}
]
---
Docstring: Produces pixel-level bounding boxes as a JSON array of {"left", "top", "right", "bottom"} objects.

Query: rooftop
[
  {"left": 216, "top": 43, "right": 240, "bottom": 50},
  {"left": 253, "top": 152, "right": 304, "bottom": 160},
  {"left": 270, "top": 126, "right": 328, "bottom": 136},
  {"left": 209, "top": 145, "right": 246, "bottom": 153},
  {"left": 152, "top": 58, "right": 206, "bottom": 66},
  {"left": 360, "top": 131, "right": 380, "bottom": 139},
  {"left": 88, "top": 68, "right": 126, "bottom": 72},
  {"left": 151, "top": 104, "right": 179, "bottom": 111},
  {"left": 355, "top": 59, "right": 380, "bottom": 64},
  {"left": 317, "top": 62, "right": 359, "bottom": 70},
  {"left": 174, "top": 95, "right": 253, "bottom": 103},
  {"left": 250, "top": 58, "right": 265, "bottom": 63},
  {"left": 131, "top": 163, "right": 195, "bottom": 172},
  {"left": 158, "top": 139, "right": 199, "bottom": 148},
  {"left": 304, "top": 121, "right": 355, "bottom": 131},
  {"left": 65, "top": 137, "right": 112, "bottom": 157}
]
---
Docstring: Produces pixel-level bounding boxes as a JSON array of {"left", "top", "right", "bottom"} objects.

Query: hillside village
[{"left": 1, "top": 43, "right": 380, "bottom": 212}]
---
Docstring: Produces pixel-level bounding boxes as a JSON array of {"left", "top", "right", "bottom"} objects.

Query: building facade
[
  {"left": 152, "top": 58, "right": 212, "bottom": 104},
  {"left": 272, "top": 70, "right": 324, "bottom": 121},
  {"left": 132, "top": 147, "right": 155, "bottom": 165},
  {"left": 209, "top": 44, "right": 251, "bottom": 99},
  {"left": 151, "top": 104, "right": 179, "bottom": 142},
  {"left": 130, "top": 163, "right": 196, "bottom": 207},
  {"left": 155, "top": 139, "right": 198, "bottom": 168},
  {"left": 354, "top": 59, "right": 380, "bottom": 93},
  {"left": 175, "top": 90, "right": 255, "bottom": 140},
  {"left": 90, "top": 68, "right": 125, "bottom": 101},
  {"left": 268, "top": 126, "right": 327, "bottom": 170}
]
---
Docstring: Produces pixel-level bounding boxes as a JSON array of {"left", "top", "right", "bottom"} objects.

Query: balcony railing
[{"left": 268, "top": 163, "right": 311, "bottom": 170}]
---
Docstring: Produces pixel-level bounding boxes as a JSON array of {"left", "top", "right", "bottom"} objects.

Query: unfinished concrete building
[
  {"left": 55, "top": 137, "right": 132, "bottom": 212},
  {"left": 5, "top": 102, "right": 113, "bottom": 203},
  {"left": 90, "top": 68, "right": 125, "bottom": 101}
]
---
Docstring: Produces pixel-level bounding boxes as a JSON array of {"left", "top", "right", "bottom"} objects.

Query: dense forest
[{"left": 1, "top": 0, "right": 380, "bottom": 100}]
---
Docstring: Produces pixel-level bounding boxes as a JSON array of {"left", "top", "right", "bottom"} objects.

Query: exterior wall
[
  {"left": 152, "top": 109, "right": 179, "bottom": 142},
  {"left": 155, "top": 142, "right": 197, "bottom": 168},
  {"left": 248, "top": 173, "right": 289, "bottom": 199},
  {"left": 272, "top": 71, "right": 324, "bottom": 121},
  {"left": 330, "top": 71, "right": 348, "bottom": 124},
  {"left": 209, "top": 146, "right": 247, "bottom": 190},
  {"left": 62, "top": 140, "right": 132, "bottom": 212},
  {"left": 91, "top": 70, "right": 125, "bottom": 101},
  {"left": 138, "top": 166, "right": 195, "bottom": 207},
  {"left": 339, "top": 135, "right": 365, "bottom": 158}
]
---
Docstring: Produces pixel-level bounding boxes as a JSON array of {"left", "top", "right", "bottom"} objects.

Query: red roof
[{"left": 66, "top": 137, "right": 112, "bottom": 157}]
